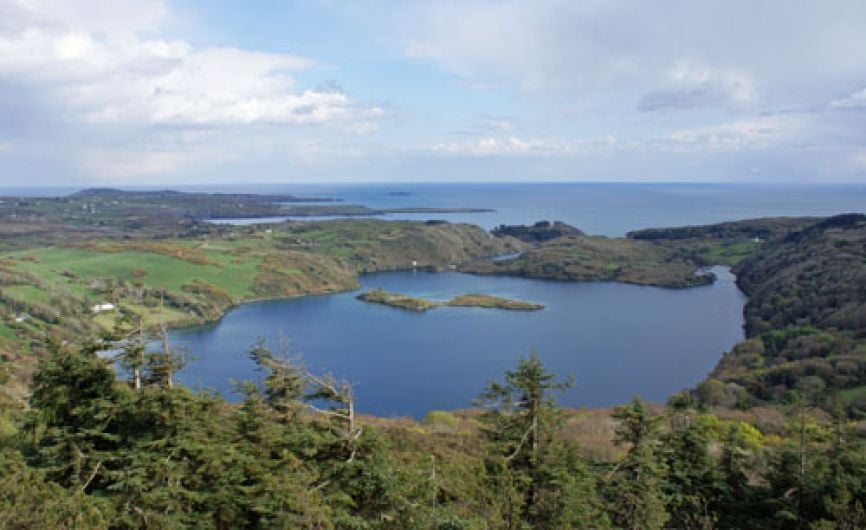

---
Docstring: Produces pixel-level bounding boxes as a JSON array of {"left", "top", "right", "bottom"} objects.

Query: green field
[
  {"left": 1, "top": 284, "right": 54, "bottom": 304},
  {"left": 690, "top": 240, "right": 761, "bottom": 266},
  {"left": 7, "top": 247, "right": 260, "bottom": 299},
  {"left": 0, "top": 323, "right": 16, "bottom": 341}
]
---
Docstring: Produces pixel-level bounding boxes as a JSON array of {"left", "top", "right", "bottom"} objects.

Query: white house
[{"left": 91, "top": 302, "right": 117, "bottom": 313}]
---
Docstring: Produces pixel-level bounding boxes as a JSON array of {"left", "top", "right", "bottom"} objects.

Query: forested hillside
[
  {"left": 654, "top": 214, "right": 866, "bottom": 417},
  {"left": 2, "top": 342, "right": 865, "bottom": 528}
]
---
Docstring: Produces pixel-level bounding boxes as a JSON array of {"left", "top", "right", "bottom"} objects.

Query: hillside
[
  {"left": 461, "top": 233, "right": 713, "bottom": 287},
  {"left": 680, "top": 214, "right": 866, "bottom": 416},
  {"left": 628, "top": 216, "right": 815, "bottom": 266}
]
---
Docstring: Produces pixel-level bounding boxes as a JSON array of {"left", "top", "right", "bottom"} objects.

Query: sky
[{"left": 1, "top": 0, "right": 866, "bottom": 186}]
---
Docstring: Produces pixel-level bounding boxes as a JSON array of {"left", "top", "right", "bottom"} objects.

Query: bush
[
  {"left": 697, "top": 379, "right": 728, "bottom": 407},
  {"left": 423, "top": 410, "right": 461, "bottom": 431}
]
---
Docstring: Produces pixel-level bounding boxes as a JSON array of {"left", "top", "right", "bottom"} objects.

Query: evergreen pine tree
[
  {"left": 477, "top": 352, "right": 607, "bottom": 528},
  {"left": 605, "top": 397, "right": 669, "bottom": 530},
  {"left": 661, "top": 399, "right": 724, "bottom": 528},
  {"left": 26, "top": 340, "right": 127, "bottom": 489}
]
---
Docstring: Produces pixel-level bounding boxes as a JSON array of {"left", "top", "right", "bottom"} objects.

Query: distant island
[
  {"left": 387, "top": 191, "right": 412, "bottom": 196},
  {"left": 492, "top": 220, "right": 584, "bottom": 242},
  {"left": 356, "top": 288, "right": 544, "bottom": 312}
]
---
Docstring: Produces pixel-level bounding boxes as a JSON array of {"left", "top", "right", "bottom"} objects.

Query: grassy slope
[
  {"left": 278, "top": 219, "right": 522, "bottom": 272},
  {"left": 6, "top": 247, "right": 259, "bottom": 298},
  {"left": 0, "top": 323, "right": 15, "bottom": 341}
]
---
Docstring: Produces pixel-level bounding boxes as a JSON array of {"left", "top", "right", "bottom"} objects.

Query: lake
[{"left": 171, "top": 266, "right": 746, "bottom": 418}]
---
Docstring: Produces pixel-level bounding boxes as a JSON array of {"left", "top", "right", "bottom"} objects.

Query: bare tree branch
[{"left": 81, "top": 460, "right": 103, "bottom": 493}]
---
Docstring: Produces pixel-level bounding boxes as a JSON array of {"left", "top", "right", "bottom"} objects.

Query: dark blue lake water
[{"left": 172, "top": 267, "right": 745, "bottom": 417}]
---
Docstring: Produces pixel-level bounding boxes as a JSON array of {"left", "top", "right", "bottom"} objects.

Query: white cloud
[
  {"left": 831, "top": 88, "right": 866, "bottom": 109},
  {"left": 401, "top": 0, "right": 866, "bottom": 112},
  {"left": 425, "top": 116, "right": 804, "bottom": 158},
  {"left": 638, "top": 62, "right": 758, "bottom": 112},
  {"left": 424, "top": 133, "right": 638, "bottom": 157},
  {"left": 657, "top": 116, "right": 804, "bottom": 153},
  {"left": 486, "top": 119, "right": 515, "bottom": 133},
  {"left": 0, "top": 0, "right": 386, "bottom": 181},
  {"left": 0, "top": 0, "right": 168, "bottom": 34},
  {"left": 2, "top": 1, "right": 865, "bottom": 184},
  {"left": 427, "top": 136, "right": 582, "bottom": 156},
  {"left": 0, "top": 0, "right": 381, "bottom": 129}
]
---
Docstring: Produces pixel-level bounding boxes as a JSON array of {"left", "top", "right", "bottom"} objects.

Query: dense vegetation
[
  {"left": 357, "top": 289, "right": 441, "bottom": 311},
  {"left": 446, "top": 294, "right": 544, "bottom": 311},
  {"left": 2, "top": 342, "right": 865, "bottom": 528},
  {"left": 491, "top": 221, "right": 583, "bottom": 243},
  {"left": 635, "top": 214, "right": 866, "bottom": 418},
  {"left": 628, "top": 217, "right": 815, "bottom": 267},
  {"left": 462, "top": 232, "right": 713, "bottom": 288}
]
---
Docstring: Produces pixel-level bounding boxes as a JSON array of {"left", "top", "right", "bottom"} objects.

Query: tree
[
  {"left": 108, "top": 313, "right": 146, "bottom": 391},
  {"left": 605, "top": 397, "right": 668, "bottom": 530},
  {"left": 0, "top": 447, "right": 113, "bottom": 529},
  {"left": 144, "top": 324, "right": 185, "bottom": 389},
  {"left": 25, "top": 340, "right": 127, "bottom": 489},
  {"left": 232, "top": 383, "right": 333, "bottom": 528},
  {"left": 715, "top": 421, "right": 768, "bottom": 528},
  {"left": 248, "top": 338, "right": 305, "bottom": 418},
  {"left": 661, "top": 400, "right": 724, "bottom": 528},
  {"left": 766, "top": 381, "right": 831, "bottom": 527},
  {"left": 245, "top": 341, "right": 408, "bottom": 526},
  {"left": 477, "top": 352, "right": 606, "bottom": 528},
  {"left": 815, "top": 410, "right": 866, "bottom": 529}
]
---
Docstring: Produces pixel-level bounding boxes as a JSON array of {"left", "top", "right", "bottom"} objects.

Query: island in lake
[{"left": 356, "top": 288, "right": 544, "bottom": 312}]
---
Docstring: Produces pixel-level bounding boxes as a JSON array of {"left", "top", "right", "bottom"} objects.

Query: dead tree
[
  {"left": 305, "top": 372, "right": 362, "bottom": 463},
  {"left": 145, "top": 323, "right": 186, "bottom": 389}
]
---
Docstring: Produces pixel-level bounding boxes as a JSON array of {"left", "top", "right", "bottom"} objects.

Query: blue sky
[{"left": 1, "top": 0, "right": 866, "bottom": 185}]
